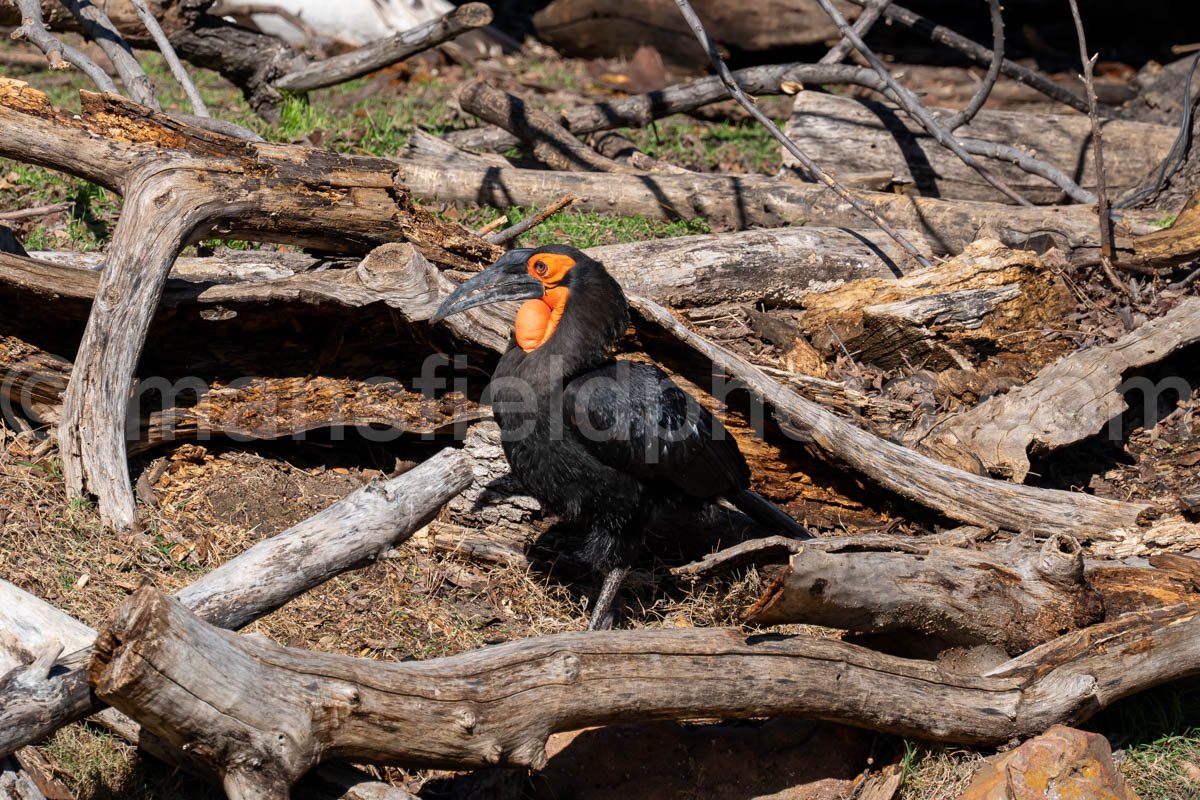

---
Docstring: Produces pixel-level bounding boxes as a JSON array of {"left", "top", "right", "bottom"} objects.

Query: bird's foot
[{"left": 586, "top": 566, "right": 629, "bottom": 631}]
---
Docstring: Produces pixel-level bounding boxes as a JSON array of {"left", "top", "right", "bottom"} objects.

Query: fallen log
[
  {"left": 924, "top": 295, "right": 1200, "bottom": 482},
  {"left": 0, "top": 447, "right": 472, "bottom": 758},
  {"left": 0, "top": 79, "right": 497, "bottom": 529},
  {"left": 629, "top": 295, "right": 1154, "bottom": 538},
  {"left": 444, "top": 62, "right": 890, "bottom": 153},
  {"left": 532, "top": 0, "right": 858, "bottom": 67},
  {"left": 744, "top": 533, "right": 1104, "bottom": 655},
  {"left": 87, "top": 586, "right": 1200, "bottom": 794},
  {"left": 0, "top": 225, "right": 923, "bottom": 315},
  {"left": 398, "top": 135, "right": 1160, "bottom": 257},
  {"left": 796, "top": 238, "right": 1072, "bottom": 370},
  {"left": 783, "top": 86, "right": 1175, "bottom": 205}
]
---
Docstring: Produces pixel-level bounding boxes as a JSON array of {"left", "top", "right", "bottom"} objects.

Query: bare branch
[
  {"left": 273, "top": 3, "right": 494, "bottom": 92},
  {"left": 814, "top": 0, "right": 1032, "bottom": 206},
  {"left": 941, "top": 0, "right": 1004, "bottom": 131},
  {"left": 128, "top": 0, "right": 208, "bottom": 116},
  {"left": 1067, "top": 0, "right": 1129, "bottom": 294},
  {"left": 819, "top": 0, "right": 892, "bottom": 65},
  {"left": 488, "top": 195, "right": 578, "bottom": 245},
  {"left": 12, "top": 0, "right": 117, "bottom": 93},
  {"left": 957, "top": 137, "right": 1096, "bottom": 204},
  {"left": 62, "top": 0, "right": 159, "bottom": 109},
  {"left": 670, "top": 0, "right": 931, "bottom": 270},
  {"left": 846, "top": 0, "right": 1090, "bottom": 114}
]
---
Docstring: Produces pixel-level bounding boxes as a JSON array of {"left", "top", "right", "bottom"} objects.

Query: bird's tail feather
[{"left": 731, "top": 489, "right": 814, "bottom": 539}]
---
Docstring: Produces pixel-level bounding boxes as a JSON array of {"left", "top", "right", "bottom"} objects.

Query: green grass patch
[{"left": 448, "top": 206, "right": 711, "bottom": 248}]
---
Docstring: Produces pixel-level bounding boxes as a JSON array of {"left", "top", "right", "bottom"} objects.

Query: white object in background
[{"left": 216, "top": 0, "right": 456, "bottom": 47}]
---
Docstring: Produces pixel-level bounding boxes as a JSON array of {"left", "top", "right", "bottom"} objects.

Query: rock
[{"left": 958, "top": 725, "right": 1140, "bottom": 800}]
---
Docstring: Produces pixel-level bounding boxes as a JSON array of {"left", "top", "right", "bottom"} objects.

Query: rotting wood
[
  {"left": 784, "top": 93, "right": 1176, "bottom": 204},
  {"left": 797, "top": 238, "right": 1072, "bottom": 370},
  {"left": 87, "top": 586, "right": 1200, "bottom": 794},
  {"left": 398, "top": 134, "right": 1161, "bottom": 257},
  {"left": 743, "top": 533, "right": 1104, "bottom": 655},
  {"left": 628, "top": 295, "right": 1154, "bottom": 538},
  {"left": 0, "top": 80, "right": 497, "bottom": 529},
  {"left": 0, "top": 447, "right": 472, "bottom": 759},
  {"left": 924, "top": 295, "right": 1200, "bottom": 483}
]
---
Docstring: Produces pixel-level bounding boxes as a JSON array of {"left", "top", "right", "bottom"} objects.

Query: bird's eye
[{"left": 534, "top": 260, "right": 548, "bottom": 276}]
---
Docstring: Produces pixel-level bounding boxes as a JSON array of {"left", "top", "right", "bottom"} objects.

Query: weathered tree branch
[
  {"left": 129, "top": 0, "right": 209, "bottom": 116},
  {"left": 62, "top": 0, "right": 159, "bottom": 108},
  {"left": 671, "top": 0, "right": 932, "bottom": 268},
  {"left": 0, "top": 81, "right": 494, "bottom": 528},
  {"left": 12, "top": 0, "right": 118, "bottom": 93},
  {"left": 924, "top": 296, "right": 1200, "bottom": 483},
  {"left": 745, "top": 533, "right": 1104, "bottom": 655},
  {"left": 273, "top": 3, "right": 493, "bottom": 92},
  {"left": 400, "top": 133, "right": 1161, "bottom": 257},
  {"left": 814, "top": 0, "right": 1030, "bottom": 206},
  {"left": 627, "top": 295, "right": 1154, "bottom": 537},
  {"left": 844, "top": 0, "right": 1090, "bottom": 114},
  {"left": 0, "top": 447, "right": 473, "bottom": 758},
  {"left": 86, "top": 586, "right": 1200, "bottom": 795}
]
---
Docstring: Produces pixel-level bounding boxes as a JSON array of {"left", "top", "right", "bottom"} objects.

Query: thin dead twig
[
  {"left": 819, "top": 0, "right": 892, "bottom": 65},
  {"left": 815, "top": 0, "right": 1031, "bottom": 207},
  {"left": 1067, "top": 0, "right": 1130, "bottom": 295},
  {"left": 941, "top": 0, "right": 1004, "bottom": 131},
  {"left": 475, "top": 215, "right": 509, "bottom": 237},
  {"left": 846, "top": 0, "right": 1089, "bottom": 114},
  {"left": 488, "top": 195, "right": 577, "bottom": 245},
  {"left": 0, "top": 203, "right": 71, "bottom": 222},
  {"left": 128, "top": 0, "right": 209, "bottom": 117},
  {"left": 62, "top": 0, "right": 159, "bottom": 109},
  {"left": 12, "top": 0, "right": 118, "bottom": 93},
  {"left": 671, "top": 0, "right": 931, "bottom": 270}
]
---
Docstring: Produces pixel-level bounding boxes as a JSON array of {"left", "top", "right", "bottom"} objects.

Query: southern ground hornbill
[{"left": 433, "top": 245, "right": 813, "bottom": 629}]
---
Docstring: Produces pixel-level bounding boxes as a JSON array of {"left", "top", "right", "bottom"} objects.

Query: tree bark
[
  {"left": 0, "top": 448, "right": 472, "bottom": 759},
  {"left": 398, "top": 134, "right": 1162, "bottom": 257},
  {"left": 0, "top": 80, "right": 495, "bottom": 528},
  {"left": 630, "top": 295, "right": 1155, "bottom": 538},
  {"left": 744, "top": 533, "right": 1104, "bottom": 655},
  {"left": 796, "top": 238, "right": 1072, "bottom": 370},
  {"left": 924, "top": 295, "right": 1200, "bottom": 483},
  {"left": 784, "top": 90, "right": 1177, "bottom": 204},
  {"left": 88, "top": 586, "right": 1200, "bottom": 793}
]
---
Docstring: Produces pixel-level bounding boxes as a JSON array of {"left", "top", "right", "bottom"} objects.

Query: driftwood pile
[{"left": 1, "top": 0, "right": 1200, "bottom": 797}]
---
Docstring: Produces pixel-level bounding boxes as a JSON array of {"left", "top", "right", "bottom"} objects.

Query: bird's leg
[{"left": 587, "top": 565, "right": 630, "bottom": 631}]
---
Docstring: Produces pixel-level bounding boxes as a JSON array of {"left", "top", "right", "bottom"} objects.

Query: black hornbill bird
[{"left": 433, "top": 244, "right": 813, "bottom": 629}]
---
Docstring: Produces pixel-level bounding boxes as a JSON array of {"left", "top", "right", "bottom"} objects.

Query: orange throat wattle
[{"left": 514, "top": 286, "right": 569, "bottom": 351}]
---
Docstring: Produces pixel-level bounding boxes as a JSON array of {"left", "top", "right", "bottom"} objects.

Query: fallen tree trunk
[
  {"left": 88, "top": 586, "right": 1200, "bottom": 795},
  {"left": 796, "top": 238, "right": 1071, "bottom": 370},
  {"left": 0, "top": 79, "right": 496, "bottom": 529},
  {"left": 924, "top": 296, "right": 1200, "bottom": 482},
  {"left": 744, "top": 533, "right": 1105, "bottom": 655},
  {"left": 0, "top": 447, "right": 471, "bottom": 758},
  {"left": 0, "top": 224, "right": 923, "bottom": 315},
  {"left": 783, "top": 92, "right": 1177, "bottom": 204},
  {"left": 629, "top": 295, "right": 1154, "bottom": 538},
  {"left": 398, "top": 135, "right": 1160, "bottom": 257}
]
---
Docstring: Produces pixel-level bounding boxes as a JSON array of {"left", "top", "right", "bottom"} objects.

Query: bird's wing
[{"left": 563, "top": 361, "right": 750, "bottom": 497}]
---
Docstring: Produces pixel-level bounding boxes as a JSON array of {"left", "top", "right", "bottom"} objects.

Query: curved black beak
[{"left": 432, "top": 248, "right": 543, "bottom": 323}]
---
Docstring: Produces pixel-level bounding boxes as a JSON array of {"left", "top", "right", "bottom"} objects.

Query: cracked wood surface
[
  {"left": 87, "top": 586, "right": 1200, "bottom": 796},
  {"left": 926, "top": 295, "right": 1200, "bottom": 482}
]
